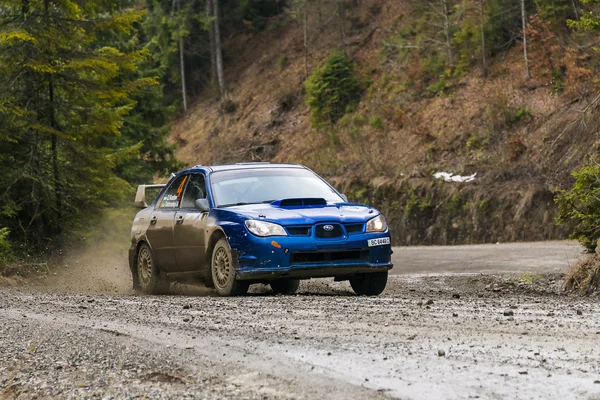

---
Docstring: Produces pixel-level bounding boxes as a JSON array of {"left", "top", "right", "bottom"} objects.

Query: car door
[
  {"left": 145, "top": 174, "right": 189, "bottom": 272},
  {"left": 173, "top": 173, "right": 208, "bottom": 272}
]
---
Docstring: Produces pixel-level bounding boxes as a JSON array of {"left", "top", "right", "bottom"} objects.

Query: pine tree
[
  {"left": 143, "top": 0, "right": 213, "bottom": 104},
  {"left": 567, "top": 0, "right": 600, "bottom": 31},
  {"left": 0, "top": 0, "right": 155, "bottom": 248}
]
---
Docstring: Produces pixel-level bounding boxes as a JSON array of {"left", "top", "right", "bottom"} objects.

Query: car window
[
  {"left": 210, "top": 168, "right": 343, "bottom": 207},
  {"left": 159, "top": 174, "right": 188, "bottom": 209},
  {"left": 181, "top": 174, "right": 207, "bottom": 209}
]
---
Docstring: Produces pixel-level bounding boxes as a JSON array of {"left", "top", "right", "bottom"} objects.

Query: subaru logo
[{"left": 323, "top": 225, "right": 334, "bottom": 231}]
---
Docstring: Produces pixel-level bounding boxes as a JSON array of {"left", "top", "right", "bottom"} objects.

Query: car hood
[{"left": 222, "top": 202, "right": 378, "bottom": 225}]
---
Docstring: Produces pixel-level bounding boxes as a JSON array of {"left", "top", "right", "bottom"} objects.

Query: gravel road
[
  {"left": 2, "top": 241, "right": 600, "bottom": 400},
  {"left": 391, "top": 241, "right": 582, "bottom": 275}
]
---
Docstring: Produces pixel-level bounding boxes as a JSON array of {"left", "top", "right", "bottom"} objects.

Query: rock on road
[{"left": 1, "top": 241, "right": 600, "bottom": 400}]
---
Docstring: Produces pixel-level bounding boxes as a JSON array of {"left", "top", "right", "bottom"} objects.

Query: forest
[{"left": 2, "top": 0, "right": 600, "bottom": 270}]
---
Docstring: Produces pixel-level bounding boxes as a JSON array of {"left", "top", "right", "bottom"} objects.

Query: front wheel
[
  {"left": 270, "top": 279, "right": 300, "bottom": 294},
  {"left": 211, "top": 238, "right": 249, "bottom": 296},
  {"left": 349, "top": 272, "right": 388, "bottom": 296}
]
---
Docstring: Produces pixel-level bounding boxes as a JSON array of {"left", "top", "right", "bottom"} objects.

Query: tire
[
  {"left": 211, "top": 238, "right": 249, "bottom": 296},
  {"left": 136, "top": 243, "right": 168, "bottom": 295},
  {"left": 270, "top": 279, "right": 300, "bottom": 295},
  {"left": 350, "top": 272, "right": 388, "bottom": 296}
]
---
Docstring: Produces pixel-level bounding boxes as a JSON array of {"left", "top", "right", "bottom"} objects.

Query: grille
[
  {"left": 291, "top": 249, "right": 369, "bottom": 264},
  {"left": 286, "top": 226, "right": 312, "bottom": 236},
  {"left": 315, "top": 223, "right": 344, "bottom": 239},
  {"left": 344, "top": 223, "right": 364, "bottom": 234}
]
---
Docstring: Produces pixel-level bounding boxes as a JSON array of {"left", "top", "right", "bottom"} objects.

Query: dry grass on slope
[
  {"left": 564, "top": 254, "right": 600, "bottom": 296},
  {"left": 170, "top": 0, "right": 596, "bottom": 187},
  {"left": 168, "top": 0, "right": 599, "bottom": 246}
]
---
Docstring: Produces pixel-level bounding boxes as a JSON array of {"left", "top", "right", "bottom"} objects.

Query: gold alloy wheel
[
  {"left": 138, "top": 247, "right": 153, "bottom": 287},
  {"left": 214, "top": 247, "right": 232, "bottom": 289}
]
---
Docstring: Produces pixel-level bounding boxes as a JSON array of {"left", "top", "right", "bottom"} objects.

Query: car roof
[{"left": 179, "top": 163, "right": 307, "bottom": 174}]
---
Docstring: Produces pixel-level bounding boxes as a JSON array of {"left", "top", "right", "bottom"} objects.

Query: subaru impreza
[{"left": 130, "top": 163, "right": 393, "bottom": 296}]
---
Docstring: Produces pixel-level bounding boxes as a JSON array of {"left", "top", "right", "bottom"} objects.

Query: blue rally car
[{"left": 130, "top": 163, "right": 393, "bottom": 296}]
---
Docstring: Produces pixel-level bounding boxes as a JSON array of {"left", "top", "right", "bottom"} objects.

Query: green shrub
[
  {"left": 369, "top": 115, "right": 384, "bottom": 130},
  {"left": 0, "top": 227, "right": 12, "bottom": 271},
  {"left": 466, "top": 134, "right": 489, "bottom": 150},
  {"left": 423, "top": 53, "right": 447, "bottom": 83},
  {"left": 404, "top": 190, "right": 433, "bottom": 216},
  {"left": 306, "top": 51, "right": 363, "bottom": 128},
  {"left": 477, "top": 198, "right": 490, "bottom": 213},
  {"left": 426, "top": 77, "right": 448, "bottom": 97},
  {"left": 550, "top": 69, "right": 565, "bottom": 95},
  {"left": 513, "top": 105, "right": 531, "bottom": 121},
  {"left": 504, "top": 106, "right": 531, "bottom": 127},
  {"left": 556, "top": 163, "right": 600, "bottom": 252},
  {"left": 352, "top": 113, "right": 367, "bottom": 127},
  {"left": 278, "top": 53, "right": 288, "bottom": 71},
  {"left": 452, "top": 22, "right": 479, "bottom": 76},
  {"left": 447, "top": 193, "right": 466, "bottom": 213}
]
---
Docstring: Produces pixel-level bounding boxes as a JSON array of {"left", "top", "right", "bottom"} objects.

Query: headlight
[
  {"left": 245, "top": 220, "right": 288, "bottom": 237},
  {"left": 366, "top": 215, "right": 387, "bottom": 233}
]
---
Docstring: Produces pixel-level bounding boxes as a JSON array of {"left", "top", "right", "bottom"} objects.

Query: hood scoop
[{"left": 272, "top": 198, "right": 327, "bottom": 207}]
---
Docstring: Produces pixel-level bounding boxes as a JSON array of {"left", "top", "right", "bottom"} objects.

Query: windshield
[{"left": 210, "top": 168, "right": 343, "bottom": 207}]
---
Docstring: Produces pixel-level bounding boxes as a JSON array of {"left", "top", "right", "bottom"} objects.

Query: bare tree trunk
[
  {"left": 317, "top": 0, "right": 322, "bottom": 25},
  {"left": 207, "top": 0, "right": 216, "bottom": 85},
  {"left": 570, "top": 0, "right": 579, "bottom": 21},
  {"left": 172, "top": 0, "right": 187, "bottom": 111},
  {"left": 442, "top": 0, "right": 453, "bottom": 69},
  {"left": 44, "top": 0, "right": 62, "bottom": 234},
  {"left": 479, "top": 0, "right": 487, "bottom": 78},
  {"left": 521, "top": 0, "right": 531, "bottom": 80},
  {"left": 49, "top": 79, "right": 62, "bottom": 233},
  {"left": 178, "top": 0, "right": 187, "bottom": 112},
  {"left": 213, "top": 0, "right": 226, "bottom": 98},
  {"left": 304, "top": 0, "right": 309, "bottom": 79},
  {"left": 337, "top": 0, "right": 346, "bottom": 51},
  {"left": 179, "top": 36, "right": 187, "bottom": 111}
]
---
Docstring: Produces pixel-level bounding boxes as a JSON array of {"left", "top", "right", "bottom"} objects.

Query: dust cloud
[{"left": 34, "top": 243, "right": 133, "bottom": 294}]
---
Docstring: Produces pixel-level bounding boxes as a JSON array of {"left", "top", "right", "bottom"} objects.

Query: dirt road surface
[
  {"left": 391, "top": 241, "right": 582, "bottom": 275},
  {"left": 2, "top": 241, "right": 600, "bottom": 400}
]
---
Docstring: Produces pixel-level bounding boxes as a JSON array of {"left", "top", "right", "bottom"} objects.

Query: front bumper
[
  {"left": 236, "top": 262, "right": 392, "bottom": 280},
  {"left": 228, "top": 230, "right": 393, "bottom": 281}
]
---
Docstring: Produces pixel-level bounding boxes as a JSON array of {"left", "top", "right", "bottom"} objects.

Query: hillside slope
[{"left": 170, "top": 0, "right": 599, "bottom": 245}]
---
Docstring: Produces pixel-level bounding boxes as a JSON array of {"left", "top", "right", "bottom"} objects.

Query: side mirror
[
  {"left": 195, "top": 198, "right": 210, "bottom": 212},
  {"left": 340, "top": 194, "right": 348, "bottom": 203}
]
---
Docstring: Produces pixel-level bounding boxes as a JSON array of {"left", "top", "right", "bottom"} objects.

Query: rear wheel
[
  {"left": 136, "top": 243, "right": 168, "bottom": 294},
  {"left": 270, "top": 279, "right": 300, "bottom": 295},
  {"left": 350, "top": 272, "right": 388, "bottom": 296},
  {"left": 211, "top": 238, "right": 249, "bottom": 296}
]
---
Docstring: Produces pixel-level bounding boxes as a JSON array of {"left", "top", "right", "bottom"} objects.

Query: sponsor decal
[
  {"left": 160, "top": 176, "right": 188, "bottom": 208},
  {"left": 176, "top": 175, "right": 188, "bottom": 203}
]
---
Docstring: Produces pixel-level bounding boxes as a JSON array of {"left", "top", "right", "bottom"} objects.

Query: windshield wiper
[
  {"left": 219, "top": 200, "right": 277, "bottom": 208},
  {"left": 219, "top": 202, "right": 251, "bottom": 207}
]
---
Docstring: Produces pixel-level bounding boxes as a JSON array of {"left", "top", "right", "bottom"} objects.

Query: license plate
[{"left": 368, "top": 237, "right": 390, "bottom": 247}]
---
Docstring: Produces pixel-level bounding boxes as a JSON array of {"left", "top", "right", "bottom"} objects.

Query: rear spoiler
[{"left": 134, "top": 184, "right": 166, "bottom": 208}]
